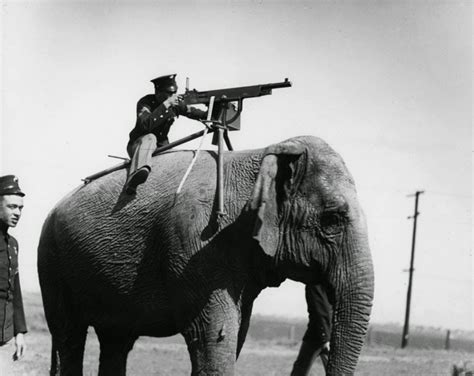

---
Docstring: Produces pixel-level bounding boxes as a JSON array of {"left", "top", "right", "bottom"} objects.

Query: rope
[
  {"left": 176, "top": 126, "right": 209, "bottom": 194},
  {"left": 176, "top": 96, "right": 216, "bottom": 194}
]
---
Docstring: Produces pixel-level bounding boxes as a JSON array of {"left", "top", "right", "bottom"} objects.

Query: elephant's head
[{"left": 249, "top": 136, "right": 374, "bottom": 375}]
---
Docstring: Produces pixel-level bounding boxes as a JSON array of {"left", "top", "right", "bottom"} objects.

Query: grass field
[{"left": 4, "top": 293, "right": 471, "bottom": 376}]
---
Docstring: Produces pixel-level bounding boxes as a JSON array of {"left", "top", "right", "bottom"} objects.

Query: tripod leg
[{"left": 217, "top": 128, "right": 225, "bottom": 215}]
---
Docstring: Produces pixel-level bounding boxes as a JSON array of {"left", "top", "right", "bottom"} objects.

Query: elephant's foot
[{"left": 96, "top": 329, "right": 137, "bottom": 376}]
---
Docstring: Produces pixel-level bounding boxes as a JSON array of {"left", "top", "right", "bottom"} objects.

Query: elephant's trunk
[{"left": 326, "top": 249, "right": 374, "bottom": 375}]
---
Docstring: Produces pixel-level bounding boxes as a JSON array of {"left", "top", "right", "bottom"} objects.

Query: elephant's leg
[
  {"left": 46, "top": 318, "right": 87, "bottom": 376},
  {"left": 51, "top": 324, "right": 88, "bottom": 376},
  {"left": 95, "top": 329, "right": 137, "bottom": 376},
  {"left": 40, "top": 272, "right": 87, "bottom": 376},
  {"left": 183, "top": 292, "right": 239, "bottom": 376}
]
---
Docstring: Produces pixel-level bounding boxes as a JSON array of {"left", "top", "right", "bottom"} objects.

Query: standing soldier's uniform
[
  {"left": 0, "top": 229, "right": 27, "bottom": 345},
  {"left": 0, "top": 175, "right": 27, "bottom": 368}
]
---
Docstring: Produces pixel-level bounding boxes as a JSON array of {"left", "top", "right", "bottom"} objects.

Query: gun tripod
[
  {"left": 212, "top": 103, "right": 235, "bottom": 215},
  {"left": 177, "top": 97, "right": 236, "bottom": 215},
  {"left": 83, "top": 96, "right": 238, "bottom": 216}
]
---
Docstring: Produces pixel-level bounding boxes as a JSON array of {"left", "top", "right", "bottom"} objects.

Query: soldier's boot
[{"left": 125, "top": 166, "right": 150, "bottom": 194}]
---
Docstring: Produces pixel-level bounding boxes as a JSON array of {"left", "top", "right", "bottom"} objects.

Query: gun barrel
[
  {"left": 261, "top": 78, "right": 292, "bottom": 91},
  {"left": 183, "top": 78, "right": 292, "bottom": 105}
]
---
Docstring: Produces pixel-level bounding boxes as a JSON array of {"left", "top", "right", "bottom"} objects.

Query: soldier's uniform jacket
[
  {"left": 128, "top": 94, "right": 207, "bottom": 150},
  {"left": 0, "top": 229, "right": 27, "bottom": 345}
]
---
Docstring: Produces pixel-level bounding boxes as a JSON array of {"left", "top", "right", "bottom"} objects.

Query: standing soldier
[
  {"left": 291, "top": 284, "right": 332, "bottom": 375},
  {"left": 0, "top": 175, "right": 27, "bottom": 365},
  {"left": 125, "top": 74, "right": 208, "bottom": 194}
]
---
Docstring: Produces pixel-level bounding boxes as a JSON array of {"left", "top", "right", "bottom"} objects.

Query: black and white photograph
[{"left": 0, "top": 1, "right": 472, "bottom": 375}]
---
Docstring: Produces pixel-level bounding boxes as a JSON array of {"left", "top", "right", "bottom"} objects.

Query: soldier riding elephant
[{"left": 37, "top": 135, "right": 374, "bottom": 375}]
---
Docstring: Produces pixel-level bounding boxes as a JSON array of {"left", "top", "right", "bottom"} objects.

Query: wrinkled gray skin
[{"left": 38, "top": 136, "right": 374, "bottom": 376}]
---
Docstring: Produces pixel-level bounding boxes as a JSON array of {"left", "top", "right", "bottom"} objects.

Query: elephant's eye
[{"left": 320, "top": 212, "right": 343, "bottom": 235}]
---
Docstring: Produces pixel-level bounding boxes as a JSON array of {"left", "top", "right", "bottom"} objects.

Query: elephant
[{"left": 37, "top": 135, "right": 374, "bottom": 376}]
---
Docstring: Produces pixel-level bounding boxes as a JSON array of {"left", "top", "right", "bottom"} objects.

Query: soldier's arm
[
  {"left": 175, "top": 101, "right": 208, "bottom": 121},
  {"left": 13, "top": 271, "right": 27, "bottom": 336},
  {"left": 183, "top": 106, "right": 208, "bottom": 121},
  {"left": 13, "top": 272, "right": 26, "bottom": 361}
]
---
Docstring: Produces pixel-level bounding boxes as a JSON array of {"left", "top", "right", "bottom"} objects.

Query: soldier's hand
[
  {"left": 164, "top": 93, "right": 179, "bottom": 108},
  {"left": 176, "top": 101, "right": 188, "bottom": 113},
  {"left": 13, "top": 333, "right": 26, "bottom": 361}
]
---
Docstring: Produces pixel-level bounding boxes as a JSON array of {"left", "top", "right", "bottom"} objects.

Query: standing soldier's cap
[
  {"left": 0, "top": 175, "right": 25, "bottom": 197},
  {"left": 151, "top": 74, "right": 178, "bottom": 93}
]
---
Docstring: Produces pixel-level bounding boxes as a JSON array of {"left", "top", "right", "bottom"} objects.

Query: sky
[{"left": 1, "top": 1, "right": 472, "bottom": 331}]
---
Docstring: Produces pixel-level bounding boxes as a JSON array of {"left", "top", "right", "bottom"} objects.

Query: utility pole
[{"left": 401, "top": 190, "right": 424, "bottom": 349}]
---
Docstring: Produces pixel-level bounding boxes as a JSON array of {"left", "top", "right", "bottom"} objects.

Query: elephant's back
[
  {"left": 39, "top": 149, "right": 260, "bottom": 297},
  {"left": 45, "top": 151, "right": 207, "bottom": 264}
]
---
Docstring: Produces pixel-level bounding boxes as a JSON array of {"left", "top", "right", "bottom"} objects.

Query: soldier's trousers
[
  {"left": 0, "top": 340, "right": 14, "bottom": 375},
  {"left": 126, "top": 134, "right": 158, "bottom": 176},
  {"left": 290, "top": 284, "right": 332, "bottom": 375},
  {"left": 303, "top": 284, "right": 333, "bottom": 347}
]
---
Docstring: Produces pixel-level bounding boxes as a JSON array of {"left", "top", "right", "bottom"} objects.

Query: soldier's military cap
[
  {"left": 0, "top": 175, "right": 25, "bottom": 197},
  {"left": 151, "top": 74, "right": 178, "bottom": 93}
]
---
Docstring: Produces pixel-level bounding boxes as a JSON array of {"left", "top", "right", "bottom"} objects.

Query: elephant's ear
[{"left": 249, "top": 139, "right": 306, "bottom": 257}]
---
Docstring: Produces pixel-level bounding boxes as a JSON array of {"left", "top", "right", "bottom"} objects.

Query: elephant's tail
[{"left": 50, "top": 340, "right": 60, "bottom": 376}]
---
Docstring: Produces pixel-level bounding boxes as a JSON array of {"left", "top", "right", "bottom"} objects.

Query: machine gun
[{"left": 181, "top": 78, "right": 292, "bottom": 132}]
